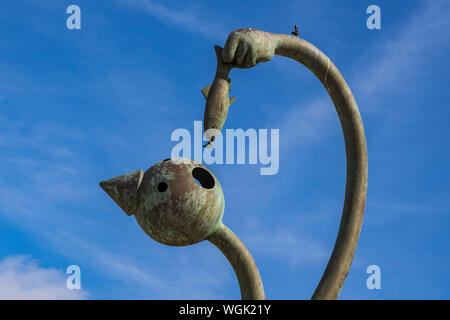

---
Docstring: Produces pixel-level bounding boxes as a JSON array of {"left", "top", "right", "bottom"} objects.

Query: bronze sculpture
[{"left": 100, "top": 28, "right": 368, "bottom": 300}]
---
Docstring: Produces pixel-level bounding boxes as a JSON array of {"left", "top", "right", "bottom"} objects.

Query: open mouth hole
[{"left": 192, "top": 167, "right": 215, "bottom": 189}]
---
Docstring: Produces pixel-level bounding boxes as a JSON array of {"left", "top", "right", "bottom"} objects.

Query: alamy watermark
[
  {"left": 366, "top": 264, "right": 381, "bottom": 290},
  {"left": 170, "top": 121, "right": 279, "bottom": 175},
  {"left": 366, "top": 5, "right": 381, "bottom": 30},
  {"left": 66, "top": 265, "right": 82, "bottom": 290},
  {"left": 66, "top": 5, "right": 81, "bottom": 30}
]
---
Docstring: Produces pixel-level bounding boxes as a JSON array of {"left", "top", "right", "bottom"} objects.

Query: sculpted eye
[
  {"left": 192, "top": 167, "right": 215, "bottom": 189},
  {"left": 157, "top": 182, "right": 168, "bottom": 192}
]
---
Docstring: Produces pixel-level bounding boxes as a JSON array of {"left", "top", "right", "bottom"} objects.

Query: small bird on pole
[{"left": 292, "top": 25, "right": 300, "bottom": 36}]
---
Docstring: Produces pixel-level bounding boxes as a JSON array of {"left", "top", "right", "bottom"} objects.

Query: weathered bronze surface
[
  {"left": 100, "top": 158, "right": 265, "bottom": 299},
  {"left": 203, "top": 28, "right": 368, "bottom": 300},
  {"left": 136, "top": 159, "right": 224, "bottom": 246},
  {"left": 202, "top": 46, "right": 236, "bottom": 145},
  {"left": 208, "top": 224, "right": 265, "bottom": 300},
  {"left": 100, "top": 27, "right": 367, "bottom": 301},
  {"left": 100, "top": 169, "right": 143, "bottom": 216}
]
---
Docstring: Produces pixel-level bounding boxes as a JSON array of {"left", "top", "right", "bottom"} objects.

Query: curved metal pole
[
  {"left": 272, "top": 33, "right": 368, "bottom": 299},
  {"left": 204, "top": 29, "right": 367, "bottom": 299},
  {"left": 208, "top": 223, "right": 265, "bottom": 300}
]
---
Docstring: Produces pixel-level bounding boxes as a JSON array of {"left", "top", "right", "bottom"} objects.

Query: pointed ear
[{"left": 99, "top": 170, "right": 144, "bottom": 216}]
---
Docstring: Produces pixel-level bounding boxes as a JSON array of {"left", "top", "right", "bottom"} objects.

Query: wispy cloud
[
  {"left": 278, "top": 0, "right": 450, "bottom": 149},
  {"left": 245, "top": 228, "right": 328, "bottom": 268},
  {"left": 0, "top": 255, "right": 87, "bottom": 299},
  {"left": 117, "top": 0, "right": 228, "bottom": 39},
  {"left": 1, "top": 0, "right": 448, "bottom": 300},
  {"left": 365, "top": 195, "right": 450, "bottom": 226},
  {"left": 277, "top": 97, "right": 335, "bottom": 151},
  {"left": 257, "top": 1, "right": 450, "bottom": 281},
  {"left": 0, "top": 87, "right": 238, "bottom": 299},
  {"left": 60, "top": 230, "right": 231, "bottom": 299},
  {"left": 0, "top": 117, "right": 231, "bottom": 299},
  {"left": 0, "top": 118, "right": 92, "bottom": 220},
  {"left": 353, "top": 0, "right": 450, "bottom": 106}
]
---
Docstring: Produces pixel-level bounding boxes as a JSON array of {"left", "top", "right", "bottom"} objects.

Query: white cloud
[
  {"left": 0, "top": 114, "right": 231, "bottom": 299},
  {"left": 0, "top": 256, "right": 87, "bottom": 299},
  {"left": 1, "top": 0, "right": 447, "bottom": 300}
]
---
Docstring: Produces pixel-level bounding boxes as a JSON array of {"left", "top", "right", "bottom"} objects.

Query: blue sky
[{"left": 0, "top": 0, "right": 449, "bottom": 299}]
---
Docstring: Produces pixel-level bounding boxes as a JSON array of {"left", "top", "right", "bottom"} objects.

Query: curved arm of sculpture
[
  {"left": 205, "top": 28, "right": 368, "bottom": 299},
  {"left": 207, "top": 223, "right": 265, "bottom": 300},
  {"left": 269, "top": 33, "right": 368, "bottom": 299}
]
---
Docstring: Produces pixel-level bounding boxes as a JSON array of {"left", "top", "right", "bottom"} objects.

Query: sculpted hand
[{"left": 222, "top": 28, "right": 276, "bottom": 68}]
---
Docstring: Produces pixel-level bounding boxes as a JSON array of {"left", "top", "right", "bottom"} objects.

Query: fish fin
[
  {"left": 201, "top": 84, "right": 212, "bottom": 99},
  {"left": 229, "top": 96, "right": 237, "bottom": 105}
]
